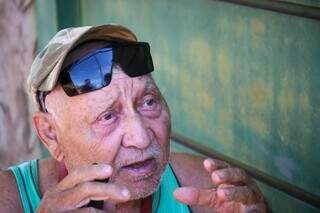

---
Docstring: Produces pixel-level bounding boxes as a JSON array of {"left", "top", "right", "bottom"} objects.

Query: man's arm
[
  {"left": 0, "top": 170, "right": 23, "bottom": 213},
  {"left": 170, "top": 152, "right": 267, "bottom": 213}
]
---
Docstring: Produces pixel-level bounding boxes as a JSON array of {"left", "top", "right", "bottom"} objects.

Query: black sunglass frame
[{"left": 58, "top": 41, "right": 154, "bottom": 97}]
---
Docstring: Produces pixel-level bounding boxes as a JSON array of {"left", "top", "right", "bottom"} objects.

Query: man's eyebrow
[
  {"left": 90, "top": 92, "right": 118, "bottom": 117},
  {"left": 143, "top": 79, "right": 158, "bottom": 93}
]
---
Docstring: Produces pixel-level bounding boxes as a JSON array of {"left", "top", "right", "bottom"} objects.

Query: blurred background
[{"left": 0, "top": 0, "right": 319, "bottom": 212}]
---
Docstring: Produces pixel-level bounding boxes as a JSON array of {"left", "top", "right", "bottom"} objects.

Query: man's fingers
[
  {"left": 66, "top": 207, "right": 105, "bottom": 213},
  {"left": 40, "top": 181, "right": 128, "bottom": 212},
  {"left": 39, "top": 164, "right": 126, "bottom": 212},
  {"left": 57, "top": 164, "right": 113, "bottom": 191},
  {"left": 173, "top": 185, "right": 261, "bottom": 208},
  {"left": 217, "top": 185, "right": 258, "bottom": 205},
  {"left": 203, "top": 158, "right": 230, "bottom": 173},
  {"left": 173, "top": 187, "right": 217, "bottom": 208},
  {"left": 59, "top": 182, "right": 130, "bottom": 209},
  {"left": 211, "top": 167, "right": 247, "bottom": 185}
]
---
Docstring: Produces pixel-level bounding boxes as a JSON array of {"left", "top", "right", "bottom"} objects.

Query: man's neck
[
  {"left": 112, "top": 199, "right": 141, "bottom": 213},
  {"left": 112, "top": 195, "right": 152, "bottom": 213}
]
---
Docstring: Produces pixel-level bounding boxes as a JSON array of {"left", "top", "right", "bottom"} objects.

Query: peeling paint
[
  {"left": 234, "top": 19, "right": 245, "bottom": 39},
  {"left": 250, "top": 80, "right": 273, "bottom": 110},
  {"left": 249, "top": 116, "right": 269, "bottom": 136},
  {"left": 278, "top": 78, "right": 295, "bottom": 112},
  {"left": 250, "top": 19, "right": 267, "bottom": 47},
  {"left": 274, "top": 156, "right": 295, "bottom": 180},
  {"left": 217, "top": 49, "right": 232, "bottom": 86},
  {"left": 299, "top": 93, "right": 310, "bottom": 112},
  {"left": 216, "top": 109, "right": 233, "bottom": 145},
  {"left": 187, "top": 38, "right": 212, "bottom": 72},
  {"left": 251, "top": 19, "right": 266, "bottom": 36}
]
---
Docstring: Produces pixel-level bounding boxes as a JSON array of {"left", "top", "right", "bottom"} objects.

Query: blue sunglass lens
[{"left": 67, "top": 48, "right": 113, "bottom": 95}]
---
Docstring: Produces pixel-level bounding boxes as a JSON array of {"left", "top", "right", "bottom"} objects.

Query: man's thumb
[
  {"left": 173, "top": 187, "right": 200, "bottom": 205},
  {"left": 173, "top": 187, "right": 216, "bottom": 207}
]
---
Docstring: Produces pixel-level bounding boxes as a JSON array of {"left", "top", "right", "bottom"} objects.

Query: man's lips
[
  {"left": 119, "top": 158, "right": 157, "bottom": 180},
  {"left": 122, "top": 158, "right": 154, "bottom": 168}
]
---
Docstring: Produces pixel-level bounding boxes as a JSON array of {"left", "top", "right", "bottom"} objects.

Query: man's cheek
[
  {"left": 159, "top": 111, "right": 171, "bottom": 139},
  {"left": 60, "top": 129, "right": 98, "bottom": 162},
  {"left": 91, "top": 132, "right": 124, "bottom": 164},
  {"left": 90, "top": 119, "right": 118, "bottom": 139},
  {"left": 79, "top": 131, "right": 113, "bottom": 159},
  {"left": 150, "top": 119, "right": 170, "bottom": 147}
]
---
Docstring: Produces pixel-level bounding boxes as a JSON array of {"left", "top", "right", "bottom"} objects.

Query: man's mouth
[{"left": 119, "top": 158, "right": 157, "bottom": 180}]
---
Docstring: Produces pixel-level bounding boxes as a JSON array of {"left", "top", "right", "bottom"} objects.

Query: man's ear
[{"left": 32, "top": 112, "right": 64, "bottom": 162}]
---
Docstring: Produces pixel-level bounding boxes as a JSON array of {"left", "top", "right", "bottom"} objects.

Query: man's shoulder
[
  {"left": 169, "top": 152, "right": 215, "bottom": 213},
  {"left": 0, "top": 170, "right": 23, "bottom": 212},
  {"left": 169, "top": 152, "right": 213, "bottom": 188}
]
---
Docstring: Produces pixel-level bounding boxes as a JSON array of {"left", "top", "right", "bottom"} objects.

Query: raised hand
[
  {"left": 36, "top": 164, "right": 130, "bottom": 212},
  {"left": 173, "top": 158, "right": 266, "bottom": 212}
]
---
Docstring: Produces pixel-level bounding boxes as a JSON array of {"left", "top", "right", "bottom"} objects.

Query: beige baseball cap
[{"left": 27, "top": 24, "right": 138, "bottom": 109}]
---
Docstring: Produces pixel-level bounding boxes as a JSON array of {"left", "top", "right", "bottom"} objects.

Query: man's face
[{"left": 46, "top": 66, "right": 171, "bottom": 199}]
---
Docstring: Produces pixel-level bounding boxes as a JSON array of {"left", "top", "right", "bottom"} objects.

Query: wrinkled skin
[
  {"left": 43, "top": 67, "right": 171, "bottom": 200},
  {"left": 0, "top": 61, "right": 267, "bottom": 212},
  {"left": 172, "top": 156, "right": 266, "bottom": 212}
]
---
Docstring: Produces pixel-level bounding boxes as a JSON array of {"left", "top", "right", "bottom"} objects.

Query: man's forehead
[
  {"left": 110, "top": 66, "right": 157, "bottom": 91},
  {"left": 47, "top": 72, "right": 157, "bottom": 113}
]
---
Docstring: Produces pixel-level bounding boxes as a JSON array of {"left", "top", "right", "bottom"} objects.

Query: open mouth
[{"left": 119, "top": 158, "right": 157, "bottom": 180}]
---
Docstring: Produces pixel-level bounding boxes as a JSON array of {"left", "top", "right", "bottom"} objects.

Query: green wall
[{"left": 35, "top": 0, "right": 320, "bottom": 212}]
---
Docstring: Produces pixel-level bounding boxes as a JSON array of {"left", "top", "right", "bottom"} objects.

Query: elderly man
[{"left": 0, "top": 24, "right": 266, "bottom": 212}]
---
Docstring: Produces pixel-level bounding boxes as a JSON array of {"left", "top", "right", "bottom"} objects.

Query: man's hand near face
[
  {"left": 36, "top": 156, "right": 266, "bottom": 213},
  {"left": 36, "top": 164, "right": 130, "bottom": 213},
  {"left": 171, "top": 153, "right": 266, "bottom": 213}
]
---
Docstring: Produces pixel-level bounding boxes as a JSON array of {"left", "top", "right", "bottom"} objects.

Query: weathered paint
[{"left": 35, "top": 0, "right": 320, "bottom": 211}]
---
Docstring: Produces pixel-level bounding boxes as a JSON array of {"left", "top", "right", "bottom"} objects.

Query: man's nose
[{"left": 122, "top": 113, "right": 153, "bottom": 149}]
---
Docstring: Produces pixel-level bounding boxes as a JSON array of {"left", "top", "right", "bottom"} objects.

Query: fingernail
[
  {"left": 103, "top": 165, "right": 112, "bottom": 173},
  {"left": 217, "top": 171, "right": 226, "bottom": 180},
  {"left": 212, "top": 172, "right": 221, "bottom": 182},
  {"left": 223, "top": 188, "right": 233, "bottom": 197},
  {"left": 204, "top": 160, "right": 211, "bottom": 168},
  {"left": 121, "top": 189, "right": 130, "bottom": 197},
  {"left": 208, "top": 158, "right": 215, "bottom": 165}
]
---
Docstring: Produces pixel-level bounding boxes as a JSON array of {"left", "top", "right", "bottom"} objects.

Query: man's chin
[
  {"left": 127, "top": 177, "right": 161, "bottom": 200},
  {"left": 113, "top": 162, "right": 166, "bottom": 200}
]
